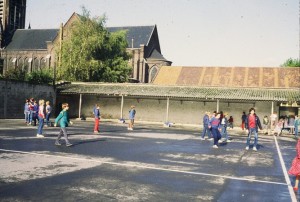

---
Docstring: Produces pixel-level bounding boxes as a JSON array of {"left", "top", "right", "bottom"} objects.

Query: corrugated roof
[
  {"left": 153, "top": 66, "right": 300, "bottom": 89},
  {"left": 5, "top": 29, "right": 59, "bottom": 50},
  {"left": 56, "top": 82, "right": 300, "bottom": 102},
  {"left": 107, "top": 26, "right": 155, "bottom": 48}
]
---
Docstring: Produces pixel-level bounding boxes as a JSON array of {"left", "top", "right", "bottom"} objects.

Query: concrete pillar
[
  {"left": 78, "top": 94, "right": 82, "bottom": 119},
  {"left": 217, "top": 99, "right": 220, "bottom": 112},
  {"left": 271, "top": 101, "right": 274, "bottom": 115}
]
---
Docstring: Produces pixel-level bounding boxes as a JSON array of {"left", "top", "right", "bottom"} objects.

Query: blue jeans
[
  {"left": 24, "top": 111, "right": 30, "bottom": 123},
  {"left": 201, "top": 125, "right": 211, "bottom": 138},
  {"left": 211, "top": 128, "right": 221, "bottom": 145},
  {"left": 37, "top": 117, "right": 44, "bottom": 135},
  {"left": 46, "top": 113, "right": 51, "bottom": 126},
  {"left": 246, "top": 128, "right": 258, "bottom": 147},
  {"left": 295, "top": 126, "right": 299, "bottom": 137},
  {"left": 221, "top": 125, "right": 228, "bottom": 140}
]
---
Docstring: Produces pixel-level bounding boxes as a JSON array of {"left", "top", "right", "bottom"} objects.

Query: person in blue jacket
[
  {"left": 201, "top": 111, "right": 212, "bottom": 140},
  {"left": 54, "top": 103, "right": 73, "bottom": 147},
  {"left": 209, "top": 112, "right": 222, "bottom": 148},
  {"left": 93, "top": 104, "right": 101, "bottom": 133},
  {"left": 128, "top": 105, "right": 136, "bottom": 130}
]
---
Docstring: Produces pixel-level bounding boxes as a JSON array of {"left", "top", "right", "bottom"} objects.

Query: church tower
[{"left": 0, "top": 0, "right": 26, "bottom": 47}]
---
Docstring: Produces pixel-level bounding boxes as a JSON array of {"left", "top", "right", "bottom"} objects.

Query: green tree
[
  {"left": 3, "top": 68, "right": 26, "bottom": 81},
  {"left": 25, "top": 69, "right": 53, "bottom": 84},
  {"left": 57, "top": 7, "right": 131, "bottom": 82},
  {"left": 280, "top": 58, "right": 300, "bottom": 67}
]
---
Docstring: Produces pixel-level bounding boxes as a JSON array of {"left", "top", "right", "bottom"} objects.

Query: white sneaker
[
  {"left": 253, "top": 147, "right": 257, "bottom": 151},
  {"left": 208, "top": 138, "right": 214, "bottom": 141},
  {"left": 245, "top": 146, "right": 249, "bottom": 150},
  {"left": 36, "top": 134, "right": 44, "bottom": 138},
  {"left": 200, "top": 137, "right": 205, "bottom": 140},
  {"left": 226, "top": 139, "right": 231, "bottom": 143},
  {"left": 213, "top": 145, "right": 218, "bottom": 148}
]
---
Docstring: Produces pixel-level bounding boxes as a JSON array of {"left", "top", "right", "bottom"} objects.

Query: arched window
[
  {"left": 40, "top": 57, "right": 47, "bottom": 69},
  {"left": 17, "top": 57, "right": 24, "bottom": 70},
  {"left": 24, "top": 57, "right": 29, "bottom": 73},
  {"left": 33, "top": 57, "right": 39, "bottom": 71},
  {"left": 149, "top": 65, "right": 159, "bottom": 82}
]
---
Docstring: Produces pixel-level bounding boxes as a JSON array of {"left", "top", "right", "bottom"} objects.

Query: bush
[
  {"left": 3, "top": 68, "right": 26, "bottom": 81},
  {"left": 25, "top": 69, "right": 54, "bottom": 84}
]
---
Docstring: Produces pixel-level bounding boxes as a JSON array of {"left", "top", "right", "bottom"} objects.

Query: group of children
[{"left": 24, "top": 98, "right": 52, "bottom": 127}]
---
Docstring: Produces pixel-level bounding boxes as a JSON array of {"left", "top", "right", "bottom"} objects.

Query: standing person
[
  {"left": 228, "top": 116, "right": 234, "bottom": 129},
  {"left": 289, "top": 115, "right": 295, "bottom": 135},
  {"left": 288, "top": 137, "right": 300, "bottom": 192},
  {"left": 93, "top": 104, "right": 101, "bottom": 133},
  {"left": 245, "top": 108, "right": 262, "bottom": 151},
  {"left": 262, "top": 115, "right": 269, "bottom": 134},
  {"left": 209, "top": 112, "right": 222, "bottom": 148},
  {"left": 241, "top": 112, "right": 247, "bottom": 130},
  {"left": 220, "top": 113, "right": 231, "bottom": 143},
  {"left": 37, "top": 100, "right": 45, "bottom": 138},
  {"left": 200, "top": 111, "right": 212, "bottom": 140},
  {"left": 295, "top": 115, "right": 299, "bottom": 137},
  {"left": 128, "top": 105, "right": 136, "bottom": 130},
  {"left": 45, "top": 101, "right": 52, "bottom": 127},
  {"left": 28, "top": 98, "right": 34, "bottom": 125},
  {"left": 54, "top": 103, "right": 73, "bottom": 147},
  {"left": 32, "top": 100, "right": 39, "bottom": 126},
  {"left": 24, "top": 99, "right": 30, "bottom": 124}
]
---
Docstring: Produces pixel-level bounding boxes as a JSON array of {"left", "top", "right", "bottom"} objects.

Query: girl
[
  {"left": 37, "top": 100, "right": 45, "bottom": 138},
  {"left": 45, "top": 101, "right": 52, "bottom": 127},
  {"left": 128, "top": 105, "right": 136, "bottom": 130},
  {"left": 54, "top": 103, "right": 73, "bottom": 147},
  {"left": 209, "top": 112, "right": 222, "bottom": 148},
  {"left": 288, "top": 137, "right": 300, "bottom": 192}
]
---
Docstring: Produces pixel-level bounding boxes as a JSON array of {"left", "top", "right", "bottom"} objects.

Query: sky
[{"left": 26, "top": 0, "right": 299, "bottom": 67}]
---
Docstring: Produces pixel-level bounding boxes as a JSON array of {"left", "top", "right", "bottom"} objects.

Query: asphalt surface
[{"left": 0, "top": 119, "right": 299, "bottom": 202}]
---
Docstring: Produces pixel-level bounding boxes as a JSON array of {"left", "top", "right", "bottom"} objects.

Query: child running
[
  {"left": 54, "top": 103, "right": 73, "bottom": 147},
  {"left": 288, "top": 137, "right": 300, "bottom": 193},
  {"left": 209, "top": 112, "right": 222, "bottom": 148}
]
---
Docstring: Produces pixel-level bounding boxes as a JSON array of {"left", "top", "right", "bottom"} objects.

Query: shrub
[{"left": 25, "top": 69, "right": 54, "bottom": 84}]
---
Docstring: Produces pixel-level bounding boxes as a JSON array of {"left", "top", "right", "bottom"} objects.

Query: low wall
[{"left": 0, "top": 79, "right": 55, "bottom": 119}]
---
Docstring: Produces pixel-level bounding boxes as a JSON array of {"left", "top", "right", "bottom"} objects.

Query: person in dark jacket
[
  {"left": 201, "top": 111, "right": 212, "bottom": 140},
  {"left": 245, "top": 108, "right": 262, "bottom": 151}
]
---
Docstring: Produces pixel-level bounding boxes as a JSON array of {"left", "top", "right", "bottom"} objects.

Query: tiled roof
[
  {"left": 153, "top": 66, "right": 300, "bottom": 89},
  {"left": 57, "top": 82, "right": 300, "bottom": 102},
  {"left": 107, "top": 26, "right": 155, "bottom": 48},
  {"left": 5, "top": 29, "right": 59, "bottom": 50}
]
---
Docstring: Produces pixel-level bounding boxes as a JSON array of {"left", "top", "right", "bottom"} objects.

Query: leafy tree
[
  {"left": 57, "top": 7, "right": 132, "bottom": 82},
  {"left": 280, "top": 58, "right": 300, "bottom": 67}
]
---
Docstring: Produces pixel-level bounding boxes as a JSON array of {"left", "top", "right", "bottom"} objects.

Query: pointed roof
[
  {"left": 5, "top": 29, "right": 59, "bottom": 50},
  {"left": 107, "top": 26, "right": 155, "bottom": 48}
]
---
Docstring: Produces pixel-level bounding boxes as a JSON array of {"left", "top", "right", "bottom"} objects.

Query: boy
[
  {"left": 128, "top": 105, "right": 136, "bottom": 130},
  {"left": 245, "top": 108, "right": 262, "bottom": 151},
  {"left": 54, "top": 103, "right": 73, "bottom": 147},
  {"left": 93, "top": 104, "right": 101, "bottom": 133}
]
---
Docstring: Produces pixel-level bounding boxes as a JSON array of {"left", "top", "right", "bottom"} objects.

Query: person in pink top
[
  {"left": 288, "top": 137, "right": 300, "bottom": 192},
  {"left": 245, "top": 108, "right": 262, "bottom": 151},
  {"left": 36, "top": 100, "right": 45, "bottom": 138}
]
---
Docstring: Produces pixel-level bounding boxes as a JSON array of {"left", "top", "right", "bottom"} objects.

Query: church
[{"left": 0, "top": 10, "right": 172, "bottom": 83}]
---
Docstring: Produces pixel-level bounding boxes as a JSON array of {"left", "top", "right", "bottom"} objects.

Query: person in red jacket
[
  {"left": 288, "top": 137, "right": 300, "bottom": 193},
  {"left": 245, "top": 108, "right": 262, "bottom": 151}
]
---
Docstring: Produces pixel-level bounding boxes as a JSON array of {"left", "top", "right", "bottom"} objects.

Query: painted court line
[
  {"left": 0, "top": 148, "right": 287, "bottom": 187},
  {"left": 274, "top": 136, "right": 297, "bottom": 202}
]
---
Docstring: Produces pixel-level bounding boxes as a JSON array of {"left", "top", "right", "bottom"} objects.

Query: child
[
  {"left": 288, "top": 137, "right": 300, "bottom": 192},
  {"left": 245, "top": 108, "right": 262, "bottom": 151},
  {"left": 228, "top": 116, "right": 234, "bottom": 129},
  {"left": 295, "top": 115, "right": 299, "bottom": 137},
  {"left": 209, "top": 112, "right": 222, "bottom": 148},
  {"left": 36, "top": 99, "right": 45, "bottom": 138},
  {"left": 262, "top": 115, "right": 269, "bottom": 134},
  {"left": 201, "top": 111, "right": 211, "bottom": 140},
  {"left": 32, "top": 100, "right": 39, "bottom": 126},
  {"left": 128, "top": 105, "right": 136, "bottom": 130},
  {"left": 220, "top": 113, "right": 231, "bottom": 143},
  {"left": 45, "top": 101, "right": 52, "bottom": 127},
  {"left": 93, "top": 104, "right": 101, "bottom": 133},
  {"left": 54, "top": 103, "right": 73, "bottom": 147},
  {"left": 274, "top": 118, "right": 284, "bottom": 136},
  {"left": 24, "top": 99, "right": 30, "bottom": 124}
]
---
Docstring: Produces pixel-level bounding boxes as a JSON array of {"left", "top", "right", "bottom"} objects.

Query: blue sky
[{"left": 26, "top": 0, "right": 299, "bottom": 67}]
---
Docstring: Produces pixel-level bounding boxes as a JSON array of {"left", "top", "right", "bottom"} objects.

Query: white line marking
[
  {"left": 274, "top": 135, "right": 297, "bottom": 202},
  {"left": 0, "top": 148, "right": 287, "bottom": 186}
]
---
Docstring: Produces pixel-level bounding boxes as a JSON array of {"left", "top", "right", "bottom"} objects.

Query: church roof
[
  {"left": 5, "top": 29, "right": 59, "bottom": 50},
  {"left": 56, "top": 82, "right": 300, "bottom": 102},
  {"left": 107, "top": 26, "right": 155, "bottom": 48},
  {"left": 147, "top": 49, "right": 167, "bottom": 61},
  {"left": 153, "top": 66, "right": 300, "bottom": 89}
]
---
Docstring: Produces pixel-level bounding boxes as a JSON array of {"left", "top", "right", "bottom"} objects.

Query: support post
[
  {"left": 120, "top": 95, "right": 124, "bottom": 120},
  {"left": 271, "top": 101, "right": 274, "bottom": 115},
  {"left": 78, "top": 94, "right": 82, "bottom": 119},
  {"left": 217, "top": 99, "right": 220, "bottom": 112},
  {"left": 166, "top": 97, "right": 170, "bottom": 123}
]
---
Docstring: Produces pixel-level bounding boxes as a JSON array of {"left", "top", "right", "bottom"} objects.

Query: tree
[
  {"left": 56, "top": 7, "right": 132, "bottom": 82},
  {"left": 280, "top": 58, "right": 300, "bottom": 67}
]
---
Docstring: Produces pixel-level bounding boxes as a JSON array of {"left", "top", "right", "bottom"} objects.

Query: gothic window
[
  {"left": 24, "top": 57, "right": 30, "bottom": 73},
  {"left": 33, "top": 57, "right": 39, "bottom": 71},
  {"left": 17, "top": 57, "right": 24, "bottom": 70},
  {"left": 40, "top": 57, "right": 46, "bottom": 69},
  {"left": 149, "top": 66, "right": 159, "bottom": 82}
]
